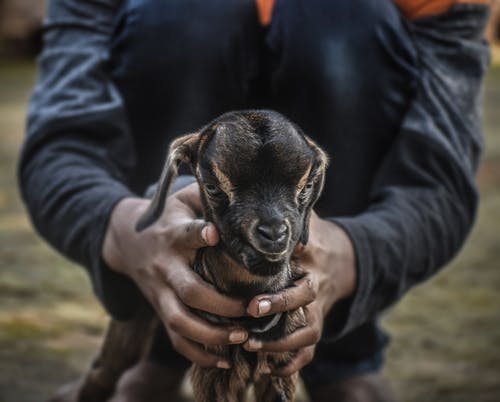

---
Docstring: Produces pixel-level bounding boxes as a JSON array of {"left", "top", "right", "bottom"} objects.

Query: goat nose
[{"left": 256, "top": 222, "right": 288, "bottom": 243}]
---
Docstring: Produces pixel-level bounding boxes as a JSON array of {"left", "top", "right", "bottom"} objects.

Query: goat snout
[
  {"left": 250, "top": 218, "right": 290, "bottom": 259},
  {"left": 256, "top": 221, "right": 288, "bottom": 243}
]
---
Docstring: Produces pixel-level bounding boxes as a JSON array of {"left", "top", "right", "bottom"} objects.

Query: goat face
[{"left": 137, "top": 110, "right": 328, "bottom": 277}]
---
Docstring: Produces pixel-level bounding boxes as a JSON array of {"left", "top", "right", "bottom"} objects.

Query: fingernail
[
  {"left": 257, "top": 299, "right": 272, "bottom": 316},
  {"left": 229, "top": 330, "right": 247, "bottom": 344},
  {"left": 201, "top": 226, "right": 209, "bottom": 243},
  {"left": 262, "top": 366, "right": 271, "bottom": 375},
  {"left": 248, "top": 339, "right": 263, "bottom": 351},
  {"left": 216, "top": 361, "right": 231, "bottom": 369}
]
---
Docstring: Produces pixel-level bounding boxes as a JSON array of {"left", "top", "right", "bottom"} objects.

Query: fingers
[
  {"left": 164, "top": 261, "right": 246, "bottom": 317},
  {"left": 270, "top": 346, "right": 316, "bottom": 377},
  {"left": 155, "top": 287, "right": 245, "bottom": 369},
  {"left": 157, "top": 290, "right": 248, "bottom": 346},
  {"left": 167, "top": 331, "right": 231, "bottom": 369},
  {"left": 157, "top": 188, "right": 219, "bottom": 248},
  {"left": 246, "top": 276, "right": 317, "bottom": 318},
  {"left": 173, "top": 219, "right": 219, "bottom": 248},
  {"left": 243, "top": 306, "right": 321, "bottom": 353},
  {"left": 244, "top": 324, "right": 319, "bottom": 353}
]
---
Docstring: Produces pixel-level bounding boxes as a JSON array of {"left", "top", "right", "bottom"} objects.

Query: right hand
[{"left": 102, "top": 183, "right": 248, "bottom": 369}]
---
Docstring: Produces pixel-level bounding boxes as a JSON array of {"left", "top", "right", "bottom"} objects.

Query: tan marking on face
[
  {"left": 295, "top": 163, "right": 312, "bottom": 197},
  {"left": 211, "top": 162, "right": 234, "bottom": 202}
]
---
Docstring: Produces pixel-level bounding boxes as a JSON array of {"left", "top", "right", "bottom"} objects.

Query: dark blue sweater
[{"left": 19, "top": 0, "right": 490, "bottom": 347}]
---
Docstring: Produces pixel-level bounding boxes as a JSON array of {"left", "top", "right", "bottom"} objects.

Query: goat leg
[{"left": 76, "top": 308, "right": 158, "bottom": 402}]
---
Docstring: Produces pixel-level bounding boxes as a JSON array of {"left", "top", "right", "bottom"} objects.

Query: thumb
[{"left": 176, "top": 219, "right": 220, "bottom": 249}]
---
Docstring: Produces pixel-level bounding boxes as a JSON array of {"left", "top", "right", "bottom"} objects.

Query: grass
[
  {"left": 0, "top": 60, "right": 499, "bottom": 402},
  {"left": 0, "top": 62, "right": 107, "bottom": 402}
]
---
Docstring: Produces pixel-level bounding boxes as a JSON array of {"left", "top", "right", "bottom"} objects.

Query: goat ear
[
  {"left": 300, "top": 136, "right": 329, "bottom": 245},
  {"left": 136, "top": 133, "right": 200, "bottom": 232}
]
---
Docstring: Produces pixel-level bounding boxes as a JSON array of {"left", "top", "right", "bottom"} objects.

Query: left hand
[{"left": 243, "top": 211, "right": 357, "bottom": 377}]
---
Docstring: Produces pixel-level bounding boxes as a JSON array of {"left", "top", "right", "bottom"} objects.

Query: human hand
[
  {"left": 243, "top": 211, "right": 356, "bottom": 376},
  {"left": 102, "top": 183, "right": 248, "bottom": 369}
]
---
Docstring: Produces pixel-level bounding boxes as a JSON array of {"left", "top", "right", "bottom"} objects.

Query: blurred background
[{"left": 0, "top": 1, "right": 499, "bottom": 401}]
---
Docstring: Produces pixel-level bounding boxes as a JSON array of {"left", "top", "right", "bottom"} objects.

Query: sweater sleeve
[
  {"left": 18, "top": 0, "right": 144, "bottom": 320},
  {"left": 325, "top": 4, "right": 490, "bottom": 340}
]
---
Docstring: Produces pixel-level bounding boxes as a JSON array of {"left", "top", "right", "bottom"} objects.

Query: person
[{"left": 19, "top": 0, "right": 490, "bottom": 401}]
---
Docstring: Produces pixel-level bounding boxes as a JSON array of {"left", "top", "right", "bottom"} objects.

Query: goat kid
[{"left": 76, "top": 110, "right": 328, "bottom": 402}]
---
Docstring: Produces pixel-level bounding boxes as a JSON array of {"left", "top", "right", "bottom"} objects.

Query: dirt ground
[{"left": 0, "top": 60, "right": 499, "bottom": 402}]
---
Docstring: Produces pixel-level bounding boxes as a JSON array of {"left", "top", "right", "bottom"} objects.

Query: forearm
[
  {"left": 18, "top": 0, "right": 142, "bottom": 319},
  {"left": 19, "top": 134, "right": 141, "bottom": 318},
  {"left": 331, "top": 173, "right": 478, "bottom": 331},
  {"left": 323, "top": 5, "right": 489, "bottom": 339}
]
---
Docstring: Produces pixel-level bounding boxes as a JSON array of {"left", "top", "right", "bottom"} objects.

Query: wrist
[
  {"left": 102, "top": 197, "right": 148, "bottom": 275},
  {"left": 307, "top": 213, "right": 357, "bottom": 314},
  {"left": 328, "top": 220, "right": 356, "bottom": 301}
]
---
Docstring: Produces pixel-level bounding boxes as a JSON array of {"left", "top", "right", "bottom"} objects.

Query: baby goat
[{"left": 75, "top": 110, "right": 328, "bottom": 402}]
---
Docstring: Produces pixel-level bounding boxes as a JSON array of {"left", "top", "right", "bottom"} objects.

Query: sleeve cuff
[{"left": 88, "top": 186, "right": 144, "bottom": 320}]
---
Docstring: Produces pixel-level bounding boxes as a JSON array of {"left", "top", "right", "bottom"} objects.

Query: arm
[
  {"left": 244, "top": 3, "right": 490, "bottom": 375},
  {"left": 20, "top": 0, "right": 249, "bottom": 368},
  {"left": 19, "top": 0, "right": 140, "bottom": 318},
  {"left": 327, "top": 4, "right": 490, "bottom": 338}
]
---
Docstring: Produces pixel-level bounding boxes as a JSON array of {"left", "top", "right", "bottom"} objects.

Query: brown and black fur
[{"left": 73, "top": 110, "right": 328, "bottom": 402}]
